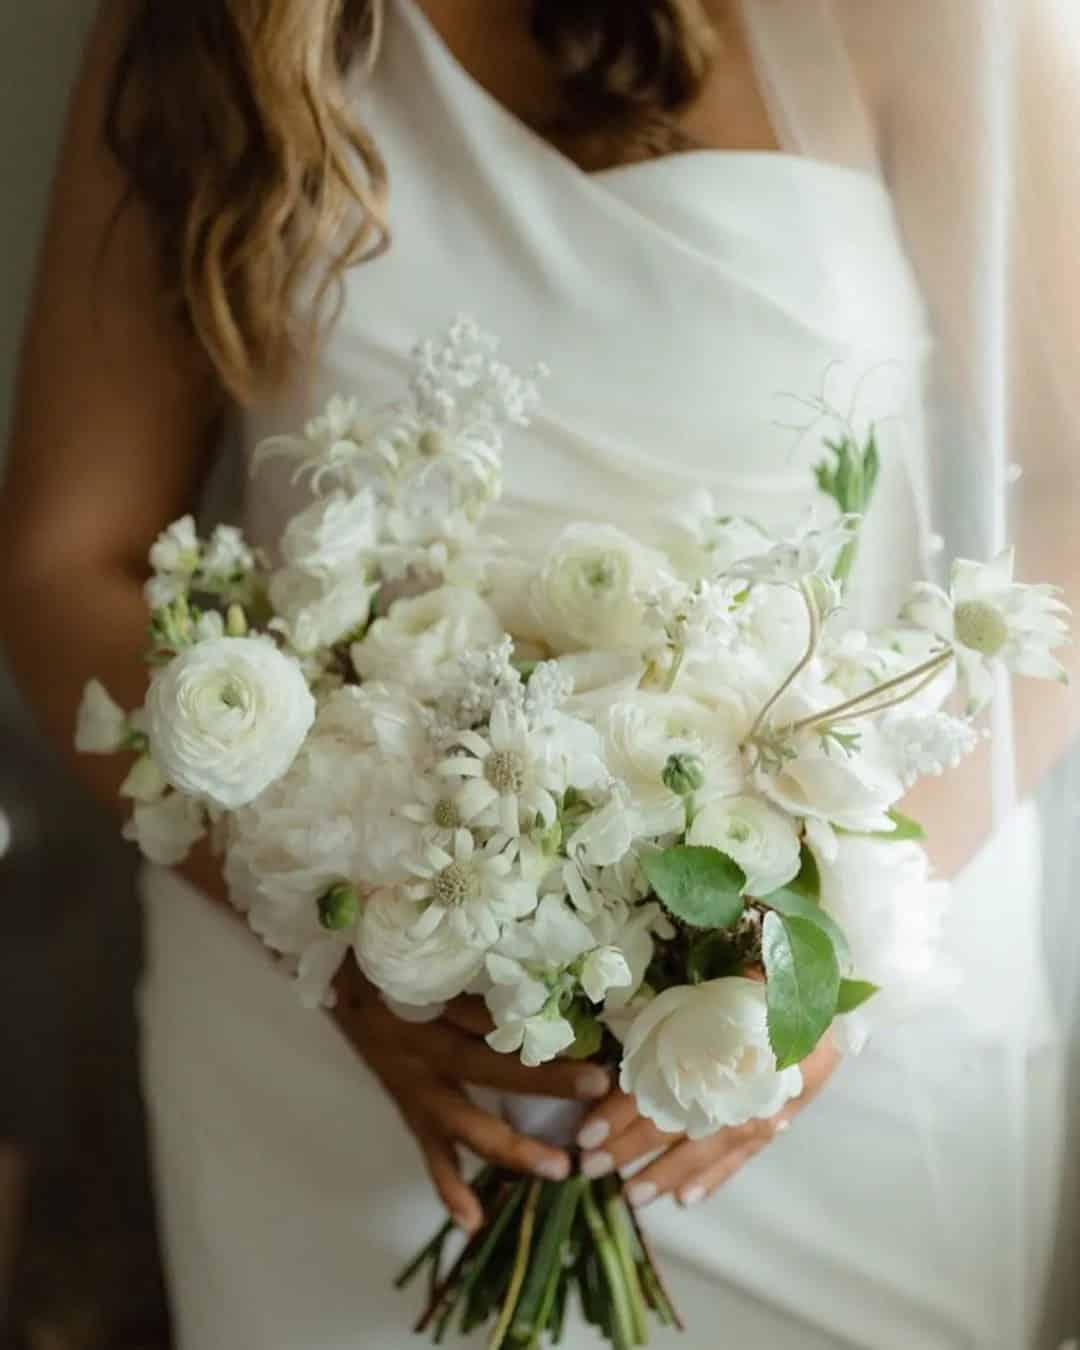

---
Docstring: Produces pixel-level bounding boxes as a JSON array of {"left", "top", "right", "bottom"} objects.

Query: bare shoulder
[{"left": 1, "top": 0, "right": 224, "bottom": 581}]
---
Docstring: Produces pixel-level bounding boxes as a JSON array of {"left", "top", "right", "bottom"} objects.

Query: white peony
[
  {"left": 526, "top": 524, "right": 668, "bottom": 655},
  {"left": 269, "top": 565, "right": 377, "bottom": 654},
  {"left": 351, "top": 587, "right": 503, "bottom": 699},
  {"left": 601, "top": 691, "right": 745, "bottom": 836},
  {"left": 146, "top": 636, "right": 316, "bottom": 809},
  {"left": 620, "top": 977, "right": 803, "bottom": 1137},
  {"left": 815, "top": 835, "right": 953, "bottom": 1053},
  {"left": 123, "top": 792, "right": 206, "bottom": 866},
  {"left": 355, "top": 886, "right": 486, "bottom": 1007},
  {"left": 280, "top": 489, "right": 378, "bottom": 572},
  {"left": 687, "top": 794, "right": 802, "bottom": 897},
  {"left": 75, "top": 680, "right": 129, "bottom": 754}
]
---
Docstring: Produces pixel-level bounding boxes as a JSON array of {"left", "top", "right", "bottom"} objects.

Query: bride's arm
[{"left": 0, "top": 0, "right": 605, "bottom": 1234}]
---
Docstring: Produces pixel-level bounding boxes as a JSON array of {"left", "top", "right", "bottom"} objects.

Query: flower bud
[
  {"left": 662, "top": 752, "right": 706, "bottom": 797},
  {"left": 318, "top": 883, "right": 360, "bottom": 932},
  {"left": 226, "top": 603, "right": 249, "bottom": 637}
]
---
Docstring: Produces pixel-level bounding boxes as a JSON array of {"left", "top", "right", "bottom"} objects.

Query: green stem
[
  {"left": 581, "top": 1184, "right": 636, "bottom": 1350},
  {"left": 626, "top": 1203, "right": 683, "bottom": 1333},
  {"left": 602, "top": 1178, "right": 649, "bottom": 1345},
  {"left": 747, "top": 579, "right": 822, "bottom": 742},
  {"left": 395, "top": 1219, "right": 454, "bottom": 1290},
  {"left": 488, "top": 1179, "right": 542, "bottom": 1350},
  {"left": 786, "top": 648, "right": 953, "bottom": 735},
  {"left": 452, "top": 1182, "right": 528, "bottom": 1336},
  {"left": 514, "top": 1177, "right": 587, "bottom": 1347}
]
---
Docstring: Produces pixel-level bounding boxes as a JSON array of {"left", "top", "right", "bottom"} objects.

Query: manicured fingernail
[
  {"left": 679, "top": 1185, "right": 706, "bottom": 1208},
  {"left": 534, "top": 1156, "right": 570, "bottom": 1181},
  {"left": 577, "top": 1069, "right": 610, "bottom": 1099},
  {"left": 627, "top": 1181, "right": 658, "bottom": 1209},
  {"left": 577, "top": 1119, "right": 611, "bottom": 1151},
  {"left": 581, "top": 1151, "right": 615, "bottom": 1179},
  {"left": 453, "top": 1210, "right": 480, "bottom": 1233}
]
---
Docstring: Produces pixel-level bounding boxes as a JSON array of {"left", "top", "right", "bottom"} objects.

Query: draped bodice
[{"left": 242, "top": 0, "right": 936, "bottom": 623}]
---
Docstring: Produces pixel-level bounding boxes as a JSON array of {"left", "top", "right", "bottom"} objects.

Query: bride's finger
[
  {"left": 574, "top": 1087, "right": 640, "bottom": 1152},
  {"left": 441, "top": 996, "right": 494, "bottom": 1037},
  {"left": 415, "top": 1127, "right": 483, "bottom": 1233},
  {"left": 675, "top": 1139, "right": 767, "bottom": 1207},
  {"left": 580, "top": 1114, "right": 680, "bottom": 1179},
  {"left": 418, "top": 1085, "right": 572, "bottom": 1181}
]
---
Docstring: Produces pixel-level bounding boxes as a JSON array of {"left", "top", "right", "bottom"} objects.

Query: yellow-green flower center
[
  {"left": 433, "top": 798, "right": 462, "bottom": 830},
  {"left": 954, "top": 600, "right": 1009, "bottom": 657},
  {"left": 433, "top": 860, "right": 480, "bottom": 908},
  {"left": 485, "top": 749, "right": 526, "bottom": 794}
]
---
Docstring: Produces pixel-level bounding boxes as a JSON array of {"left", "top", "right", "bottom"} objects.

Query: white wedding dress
[{"left": 138, "top": 2, "right": 1068, "bottom": 1346}]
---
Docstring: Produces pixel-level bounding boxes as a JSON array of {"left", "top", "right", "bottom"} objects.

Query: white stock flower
[
  {"left": 280, "top": 490, "right": 378, "bottom": 572},
  {"left": 621, "top": 978, "right": 803, "bottom": 1137},
  {"left": 198, "top": 524, "right": 254, "bottom": 588},
  {"left": 123, "top": 792, "right": 206, "bottom": 866},
  {"left": 405, "top": 829, "right": 536, "bottom": 947},
  {"left": 439, "top": 700, "right": 604, "bottom": 837},
  {"left": 653, "top": 489, "right": 774, "bottom": 580},
  {"left": 355, "top": 887, "right": 486, "bottom": 1007},
  {"left": 351, "top": 587, "right": 503, "bottom": 699},
  {"left": 526, "top": 524, "right": 668, "bottom": 655},
  {"left": 880, "top": 711, "right": 981, "bottom": 787},
  {"left": 75, "top": 680, "right": 129, "bottom": 754},
  {"left": 149, "top": 515, "right": 199, "bottom": 578},
  {"left": 581, "top": 946, "right": 633, "bottom": 1003},
  {"left": 602, "top": 691, "right": 745, "bottom": 836},
  {"left": 904, "top": 550, "right": 1070, "bottom": 713},
  {"left": 687, "top": 794, "right": 802, "bottom": 897},
  {"left": 815, "top": 835, "right": 953, "bottom": 1053},
  {"left": 269, "top": 565, "right": 377, "bottom": 654},
  {"left": 146, "top": 636, "right": 315, "bottom": 809}
]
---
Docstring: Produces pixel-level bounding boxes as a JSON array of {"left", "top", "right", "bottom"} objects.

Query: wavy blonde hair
[{"left": 107, "top": 0, "right": 715, "bottom": 403}]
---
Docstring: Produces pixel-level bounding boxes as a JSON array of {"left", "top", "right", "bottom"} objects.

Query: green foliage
[
  {"left": 761, "top": 885, "right": 851, "bottom": 972},
  {"left": 762, "top": 912, "right": 841, "bottom": 1070},
  {"left": 564, "top": 1004, "right": 604, "bottom": 1060},
  {"left": 641, "top": 846, "right": 746, "bottom": 930},
  {"left": 836, "top": 979, "right": 881, "bottom": 1014}
]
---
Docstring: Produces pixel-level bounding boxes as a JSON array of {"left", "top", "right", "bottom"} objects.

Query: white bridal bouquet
[{"left": 78, "top": 319, "right": 1069, "bottom": 1348}]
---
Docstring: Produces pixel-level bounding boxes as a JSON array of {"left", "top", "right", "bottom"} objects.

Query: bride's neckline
[{"left": 396, "top": 0, "right": 883, "bottom": 191}]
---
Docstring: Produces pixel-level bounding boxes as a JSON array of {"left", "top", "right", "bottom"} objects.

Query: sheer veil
[{"left": 740, "top": 0, "right": 1079, "bottom": 1341}]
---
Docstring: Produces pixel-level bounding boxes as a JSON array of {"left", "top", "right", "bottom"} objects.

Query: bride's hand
[
  {"left": 332, "top": 973, "right": 611, "bottom": 1233},
  {"left": 574, "top": 1037, "right": 840, "bottom": 1210}
]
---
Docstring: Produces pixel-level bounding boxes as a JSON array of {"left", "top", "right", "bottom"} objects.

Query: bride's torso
[{"left": 241, "top": 0, "right": 935, "bottom": 624}]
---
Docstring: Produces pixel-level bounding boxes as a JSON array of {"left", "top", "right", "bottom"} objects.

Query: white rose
[
  {"left": 351, "top": 586, "right": 503, "bottom": 698},
  {"left": 687, "top": 794, "right": 802, "bottom": 897},
  {"left": 527, "top": 524, "right": 668, "bottom": 654},
  {"left": 816, "top": 835, "right": 953, "bottom": 1053},
  {"left": 269, "top": 566, "right": 377, "bottom": 653},
  {"left": 146, "top": 636, "right": 315, "bottom": 809},
  {"left": 75, "top": 680, "right": 129, "bottom": 754},
  {"left": 281, "top": 490, "right": 378, "bottom": 572},
  {"left": 603, "top": 691, "right": 745, "bottom": 836},
  {"left": 620, "top": 978, "right": 803, "bottom": 1137},
  {"left": 356, "top": 887, "right": 486, "bottom": 1006},
  {"left": 123, "top": 792, "right": 206, "bottom": 866}
]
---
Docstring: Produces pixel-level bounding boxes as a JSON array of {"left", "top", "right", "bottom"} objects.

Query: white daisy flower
[
  {"left": 405, "top": 828, "right": 537, "bottom": 947},
  {"left": 904, "top": 549, "right": 1070, "bottom": 713},
  {"left": 400, "top": 772, "right": 470, "bottom": 848}
]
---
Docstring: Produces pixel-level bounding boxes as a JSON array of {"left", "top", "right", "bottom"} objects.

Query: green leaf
[
  {"left": 641, "top": 846, "right": 746, "bottom": 930},
  {"left": 787, "top": 845, "right": 821, "bottom": 901},
  {"left": 879, "top": 810, "right": 926, "bottom": 842},
  {"left": 763, "top": 912, "right": 841, "bottom": 1069},
  {"left": 564, "top": 1004, "right": 604, "bottom": 1060},
  {"left": 836, "top": 979, "right": 880, "bottom": 1014},
  {"left": 761, "top": 886, "right": 851, "bottom": 973}
]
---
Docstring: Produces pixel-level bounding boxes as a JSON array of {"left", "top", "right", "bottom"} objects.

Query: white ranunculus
[
  {"left": 757, "top": 721, "right": 903, "bottom": 833},
  {"left": 815, "top": 835, "right": 953, "bottom": 1053},
  {"left": 351, "top": 586, "right": 504, "bottom": 699},
  {"left": 527, "top": 524, "right": 668, "bottom": 655},
  {"left": 602, "top": 691, "right": 745, "bottom": 836},
  {"left": 123, "top": 792, "right": 206, "bottom": 866},
  {"left": 75, "top": 680, "right": 129, "bottom": 754},
  {"left": 280, "top": 489, "right": 378, "bottom": 572},
  {"left": 269, "top": 565, "right": 377, "bottom": 653},
  {"left": 355, "top": 887, "right": 486, "bottom": 1006},
  {"left": 620, "top": 977, "right": 803, "bottom": 1137},
  {"left": 146, "top": 636, "right": 315, "bottom": 809},
  {"left": 687, "top": 794, "right": 802, "bottom": 897}
]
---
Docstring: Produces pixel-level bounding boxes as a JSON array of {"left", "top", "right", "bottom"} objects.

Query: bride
[{"left": 2, "top": 1, "right": 1077, "bottom": 1346}]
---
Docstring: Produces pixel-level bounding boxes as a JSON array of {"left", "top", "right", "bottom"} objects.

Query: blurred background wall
[{"left": 0, "top": 3, "right": 171, "bottom": 1346}]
